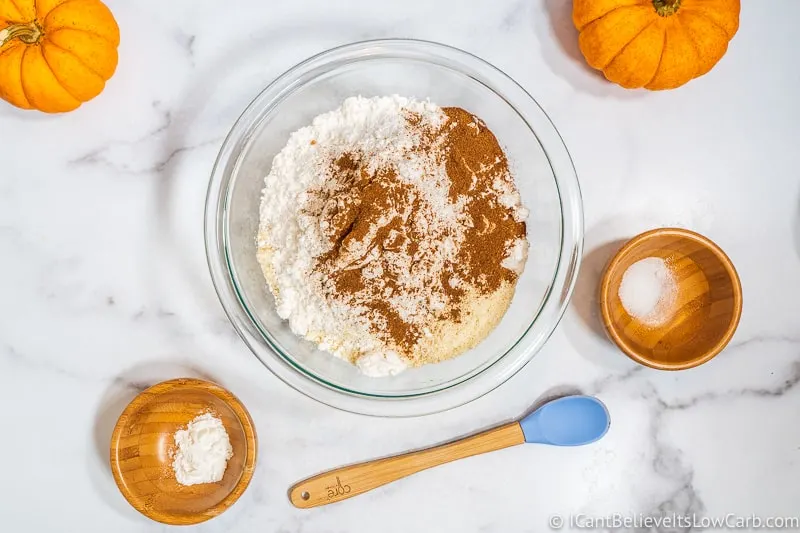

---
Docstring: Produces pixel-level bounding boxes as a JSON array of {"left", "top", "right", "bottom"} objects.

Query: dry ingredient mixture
[
  {"left": 618, "top": 257, "right": 677, "bottom": 326},
  {"left": 257, "top": 96, "right": 528, "bottom": 376},
  {"left": 171, "top": 413, "right": 233, "bottom": 486}
]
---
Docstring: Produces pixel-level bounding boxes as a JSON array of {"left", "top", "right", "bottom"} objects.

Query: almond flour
[{"left": 257, "top": 96, "right": 528, "bottom": 376}]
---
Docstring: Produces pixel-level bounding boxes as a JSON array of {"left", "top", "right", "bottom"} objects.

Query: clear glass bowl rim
[{"left": 205, "top": 38, "right": 584, "bottom": 417}]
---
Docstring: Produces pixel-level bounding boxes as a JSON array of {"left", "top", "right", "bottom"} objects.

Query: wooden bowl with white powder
[
  {"left": 600, "top": 228, "right": 742, "bottom": 370},
  {"left": 110, "top": 379, "right": 257, "bottom": 525}
]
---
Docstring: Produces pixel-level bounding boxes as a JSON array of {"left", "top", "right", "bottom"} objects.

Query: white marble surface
[{"left": 2, "top": 1, "right": 799, "bottom": 531}]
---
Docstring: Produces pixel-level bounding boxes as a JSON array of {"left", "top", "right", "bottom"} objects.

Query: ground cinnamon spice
[
  {"left": 306, "top": 109, "right": 526, "bottom": 360},
  {"left": 442, "top": 107, "right": 526, "bottom": 293}
]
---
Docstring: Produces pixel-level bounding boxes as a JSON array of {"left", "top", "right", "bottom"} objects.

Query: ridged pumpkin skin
[
  {"left": 0, "top": 0, "right": 120, "bottom": 113},
  {"left": 573, "top": 0, "right": 740, "bottom": 90}
]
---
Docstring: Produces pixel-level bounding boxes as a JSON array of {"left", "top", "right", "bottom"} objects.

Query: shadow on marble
[
  {"left": 571, "top": 239, "right": 627, "bottom": 339},
  {"left": 562, "top": 238, "right": 644, "bottom": 370},
  {"left": 562, "top": 214, "right": 660, "bottom": 370},
  {"left": 87, "top": 361, "right": 218, "bottom": 520},
  {"left": 794, "top": 194, "right": 800, "bottom": 260},
  {"left": 526, "top": 384, "right": 584, "bottom": 414},
  {"left": 532, "top": 0, "right": 646, "bottom": 100}
]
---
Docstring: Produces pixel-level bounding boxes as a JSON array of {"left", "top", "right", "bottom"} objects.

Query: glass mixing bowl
[{"left": 205, "top": 39, "right": 583, "bottom": 416}]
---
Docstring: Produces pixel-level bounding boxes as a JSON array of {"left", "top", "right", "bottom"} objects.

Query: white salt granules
[
  {"left": 618, "top": 257, "right": 677, "bottom": 326},
  {"left": 172, "top": 413, "right": 233, "bottom": 486}
]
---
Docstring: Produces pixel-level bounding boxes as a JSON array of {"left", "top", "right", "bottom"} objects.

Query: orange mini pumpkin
[
  {"left": 573, "top": 0, "right": 740, "bottom": 90},
  {"left": 0, "top": 0, "right": 120, "bottom": 113}
]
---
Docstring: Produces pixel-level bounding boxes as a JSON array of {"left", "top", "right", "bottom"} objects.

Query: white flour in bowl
[{"left": 257, "top": 95, "right": 528, "bottom": 376}]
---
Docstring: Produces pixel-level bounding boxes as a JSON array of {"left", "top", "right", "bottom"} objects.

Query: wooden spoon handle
[{"left": 289, "top": 421, "right": 525, "bottom": 508}]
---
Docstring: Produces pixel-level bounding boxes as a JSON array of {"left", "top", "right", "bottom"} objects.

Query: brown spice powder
[
  {"left": 306, "top": 108, "right": 526, "bottom": 360},
  {"left": 442, "top": 107, "right": 526, "bottom": 293}
]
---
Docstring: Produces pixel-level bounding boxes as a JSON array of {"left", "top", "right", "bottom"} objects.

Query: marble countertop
[{"left": 2, "top": 1, "right": 799, "bottom": 531}]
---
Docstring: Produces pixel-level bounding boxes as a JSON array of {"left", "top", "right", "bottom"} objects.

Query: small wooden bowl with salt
[
  {"left": 600, "top": 228, "right": 742, "bottom": 370},
  {"left": 110, "top": 378, "right": 257, "bottom": 525}
]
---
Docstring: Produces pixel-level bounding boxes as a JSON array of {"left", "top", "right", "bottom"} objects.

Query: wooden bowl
[
  {"left": 599, "top": 228, "right": 742, "bottom": 370},
  {"left": 110, "top": 378, "right": 257, "bottom": 525}
]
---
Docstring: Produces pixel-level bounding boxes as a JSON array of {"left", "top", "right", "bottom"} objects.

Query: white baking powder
[
  {"left": 618, "top": 257, "right": 677, "bottom": 326},
  {"left": 172, "top": 413, "right": 233, "bottom": 486}
]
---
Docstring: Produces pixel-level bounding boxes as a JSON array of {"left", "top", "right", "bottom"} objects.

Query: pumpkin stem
[
  {"left": 0, "top": 22, "right": 43, "bottom": 47},
  {"left": 653, "top": 0, "right": 681, "bottom": 16}
]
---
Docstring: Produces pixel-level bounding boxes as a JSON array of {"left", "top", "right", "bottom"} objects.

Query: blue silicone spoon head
[{"left": 519, "top": 395, "right": 610, "bottom": 446}]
